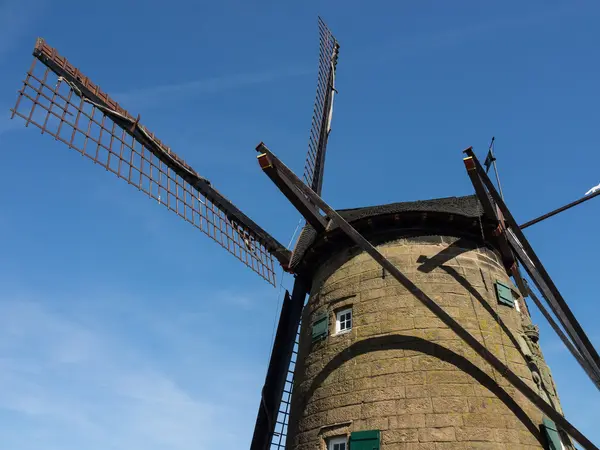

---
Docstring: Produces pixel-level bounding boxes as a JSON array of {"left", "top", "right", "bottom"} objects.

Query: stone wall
[{"left": 286, "top": 235, "right": 564, "bottom": 450}]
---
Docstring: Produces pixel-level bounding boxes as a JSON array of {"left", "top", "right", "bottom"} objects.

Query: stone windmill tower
[
  {"left": 284, "top": 195, "right": 570, "bottom": 449},
  {"left": 7, "top": 16, "right": 599, "bottom": 450}
]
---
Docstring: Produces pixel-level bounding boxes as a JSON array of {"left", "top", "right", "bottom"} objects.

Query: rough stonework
[{"left": 286, "top": 233, "right": 566, "bottom": 450}]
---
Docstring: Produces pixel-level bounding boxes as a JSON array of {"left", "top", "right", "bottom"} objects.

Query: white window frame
[
  {"left": 515, "top": 298, "right": 521, "bottom": 313},
  {"left": 328, "top": 435, "right": 347, "bottom": 450},
  {"left": 335, "top": 308, "right": 352, "bottom": 335}
]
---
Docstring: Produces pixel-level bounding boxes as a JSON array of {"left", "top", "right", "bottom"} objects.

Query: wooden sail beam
[{"left": 10, "top": 38, "right": 291, "bottom": 284}]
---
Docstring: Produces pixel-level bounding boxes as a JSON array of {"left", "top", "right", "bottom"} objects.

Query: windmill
[{"left": 7, "top": 17, "right": 600, "bottom": 450}]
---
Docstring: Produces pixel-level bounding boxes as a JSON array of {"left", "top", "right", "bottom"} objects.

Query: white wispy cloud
[
  {"left": 364, "top": 3, "right": 581, "bottom": 63},
  {"left": 0, "top": 291, "right": 261, "bottom": 450},
  {"left": 112, "top": 65, "right": 312, "bottom": 110}
]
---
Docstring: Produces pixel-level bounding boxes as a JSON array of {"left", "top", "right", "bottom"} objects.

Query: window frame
[
  {"left": 335, "top": 307, "right": 352, "bottom": 335},
  {"left": 327, "top": 435, "right": 347, "bottom": 450}
]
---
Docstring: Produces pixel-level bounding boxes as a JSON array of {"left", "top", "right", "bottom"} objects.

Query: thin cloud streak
[
  {"left": 357, "top": 3, "right": 584, "bottom": 65},
  {"left": 113, "top": 65, "right": 312, "bottom": 110}
]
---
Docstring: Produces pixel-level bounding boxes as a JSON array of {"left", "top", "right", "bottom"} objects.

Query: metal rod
[
  {"left": 488, "top": 137, "right": 505, "bottom": 200},
  {"left": 492, "top": 157, "right": 504, "bottom": 200},
  {"left": 520, "top": 189, "right": 600, "bottom": 229},
  {"left": 256, "top": 142, "right": 599, "bottom": 450}
]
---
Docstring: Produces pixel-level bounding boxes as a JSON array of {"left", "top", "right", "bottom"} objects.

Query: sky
[{"left": 1, "top": 0, "right": 599, "bottom": 448}]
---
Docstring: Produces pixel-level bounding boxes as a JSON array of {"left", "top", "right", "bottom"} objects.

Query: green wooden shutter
[
  {"left": 311, "top": 312, "right": 329, "bottom": 342},
  {"left": 349, "top": 430, "right": 380, "bottom": 450},
  {"left": 495, "top": 280, "right": 515, "bottom": 307},
  {"left": 542, "top": 417, "right": 562, "bottom": 450}
]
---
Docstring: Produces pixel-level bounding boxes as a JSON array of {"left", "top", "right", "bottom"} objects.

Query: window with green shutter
[
  {"left": 349, "top": 430, "right": 380, "bottom": 450},
  {"left": 311, "top": 311, "right": 329, "bottom": 342},
  {"left": 495, "top": 280, "right": 515, "bottom": 307},
  {"left": 542, "top": 417, "right": 563, "bottom": 450}
]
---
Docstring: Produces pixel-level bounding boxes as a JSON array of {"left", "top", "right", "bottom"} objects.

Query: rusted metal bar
[
  {"left": 256, "top": 142, "right": 598, "bottom": 450},
  {"left": 463, "top": 149, "right": 600, "bottom": 383},
  {"left": 520, "top": 189, "right": 600, "bottom": 229}
]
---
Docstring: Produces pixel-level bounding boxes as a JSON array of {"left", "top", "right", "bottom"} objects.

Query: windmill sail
[
  {"left": 269, "top": 326, "right": 299, "bottom": 450},
  {"left": 302, "top": 17, "right": 340, "bottom": 196},
  {"left": 258, "top": 19, "right": 340, "bottom": 449},
  {"left": 10, "top": 38, "right": 290, "bottom": 286}
]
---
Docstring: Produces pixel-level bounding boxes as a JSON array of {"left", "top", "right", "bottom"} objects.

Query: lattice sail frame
[
  {"left": 266, "top": 19, "right": 340, "bottom": 449},
  {"left": 269, "top": 325, "right": 299, "bottom": 450},
  {"left": 302, "top": 17, "right": 340, "bottom": 195},
  {"left": 10, "top": 38, "right": 286, "bottom": 285}
]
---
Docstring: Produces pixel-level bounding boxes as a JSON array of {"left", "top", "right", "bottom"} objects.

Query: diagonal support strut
[
  {"left": 258, "top": 152, "right": 327, "bottom": 233},
  {"left": 463, "top": 149, "right": 600, "bottom": 385},
  {"left": 462, "top": 150, "right": 600, "bottom": 388},
  {"left": 256, "top": 141, "right": 598, "bottom": 450}
]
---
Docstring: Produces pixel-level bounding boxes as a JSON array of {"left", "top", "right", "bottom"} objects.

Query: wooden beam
[{"left": 257, "top": 145, "right": 328, "bottom": 233}]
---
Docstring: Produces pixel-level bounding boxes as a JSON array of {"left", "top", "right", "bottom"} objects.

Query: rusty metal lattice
[
  {"left": 302, "top": 17, "right": 339, "bottom": 195},
  {"left": 10, "top": 40, "right": 282, "bottom": 285}
]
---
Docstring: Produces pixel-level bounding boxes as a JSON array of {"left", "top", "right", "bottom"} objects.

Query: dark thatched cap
[{"left": 289, "top": 194, "right": 496, "bottom": 276}]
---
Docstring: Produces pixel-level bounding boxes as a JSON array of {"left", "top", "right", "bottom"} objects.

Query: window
[
  {"left": 327, "top": 435, "right": 347, "bottom": 450},
  {"left": 515, "top": 298, "right": 521, "bottom": 313},
  {"left": 335, "top": 308, "right": 352, "bottom": 334},
  {"left": 495, "top": 280, "right": 515, "bottom": 307}
]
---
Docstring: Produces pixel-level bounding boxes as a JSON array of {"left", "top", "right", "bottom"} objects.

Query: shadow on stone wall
[
  {"left": 303, "top": 335, "right": 543, "bottom": 443},
  {"left": 416, "top": 240, "right": 528, "bottom": 362}
]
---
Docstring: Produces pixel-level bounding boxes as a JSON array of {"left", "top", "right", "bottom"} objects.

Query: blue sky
[{"left": 1, "top": 0, "right": 599, "bottom": 448}]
